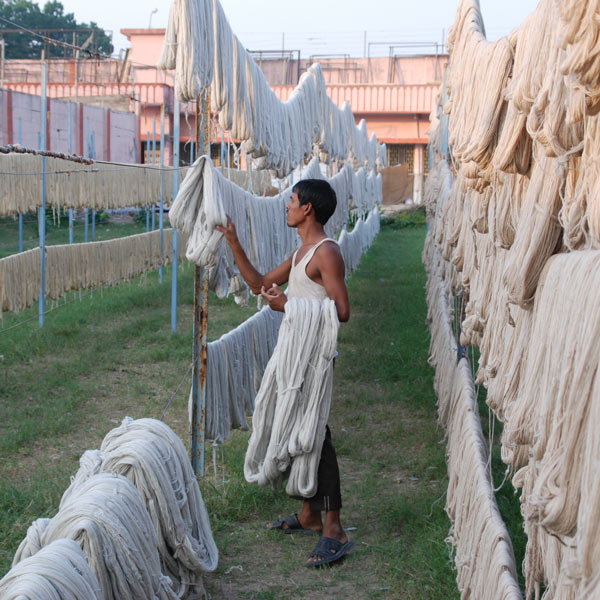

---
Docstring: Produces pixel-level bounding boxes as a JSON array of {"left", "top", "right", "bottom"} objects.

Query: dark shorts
[{"left": 306, "top": 425, "right": 342, "bottom": 511}]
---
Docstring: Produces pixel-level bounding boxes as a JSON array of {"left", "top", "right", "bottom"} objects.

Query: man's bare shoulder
[
  {"left": 314, "top": 240, "right": 345, "bottom": 269},
  {"left": 316, "top": 240, "right": 343, "bottom": 258}
]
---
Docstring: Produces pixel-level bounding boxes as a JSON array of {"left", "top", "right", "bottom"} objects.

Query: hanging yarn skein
[
  {"left": 158, "top": 0, "right": 385, "bottom": 175},
  {"left": 169, "top": 155, "right": 380, "bottom": 303},
  {"left": 244, "top": 297, "right": 339, "bottom": 498}
]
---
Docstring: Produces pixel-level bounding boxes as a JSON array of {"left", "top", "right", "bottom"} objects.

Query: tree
[{"left": 0, "top": 0, "right": 113, "bottom": 59}]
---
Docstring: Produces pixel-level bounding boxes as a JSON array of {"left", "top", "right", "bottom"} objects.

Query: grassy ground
[
  {"left": 0, "top": 211, "right": 148, "bottom": 259},
  {"left": 0, "top": 218, "right": 459, "bottom": 597}
]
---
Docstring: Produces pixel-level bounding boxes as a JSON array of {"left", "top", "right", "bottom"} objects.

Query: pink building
[{"left": 1, "top": 28, "right": 446, "bottom": 200}]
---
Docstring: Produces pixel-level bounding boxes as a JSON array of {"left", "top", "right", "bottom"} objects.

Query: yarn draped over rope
[
  {"left": 424, "top": 236, "right": 521, "bottom": 600},
  {"left": 0, "top": 151, "right": 274, "bottom": 217},
  {"left": 158, "top": 0, "right": 386, "bottom": 176},
  {"left": 0, "top": 539, "right": 102, "bottom": 600},
  {"left": 169, "top": 155, "right": 382, "bottom": 304},
  {"left": 426, "top": 1, "right": 600, "bottom": 596},
  {"left": 0, "top": 229, "right": 187, "bottom": 319},
  {"left": 244, "top": 297, "right": 339, "bottom": 498},
  {"left": 201, "top": 305, "right": 283, "bottom": 442}
]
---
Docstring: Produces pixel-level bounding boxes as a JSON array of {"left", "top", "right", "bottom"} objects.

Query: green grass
[
  {"left": 0, "top": 221, "right": 462, "bottom": 597},
  {"left": 380, "top": 206, "right": 427, "bottom": 229},
  {"left": 0, "top": 212, "right": 149, "bottom": 259}
]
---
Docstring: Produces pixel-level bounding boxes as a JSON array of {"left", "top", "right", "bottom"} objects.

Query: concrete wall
[{"left": 0, "top": 89, "right": 138, "bottom": 163}]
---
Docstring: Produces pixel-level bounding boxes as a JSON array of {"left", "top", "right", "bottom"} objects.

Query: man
[{"left": 216, "top": 178, "right": 353, "bottom": 567}]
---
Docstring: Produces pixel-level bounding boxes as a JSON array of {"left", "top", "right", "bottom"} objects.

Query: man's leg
[
  {"left": 303, "top": 426, "right": 350, "bottom": 564},
  {"left": 266, "top": 426, "right": 342, "bottom": 534},
  {"left": 296, "top": 424, "right": 341, "bottom": 531}
]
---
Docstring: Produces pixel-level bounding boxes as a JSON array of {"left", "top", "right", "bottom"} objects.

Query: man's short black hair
[{"left": 292, "top": 179, "right": 337, "bottom": 225}]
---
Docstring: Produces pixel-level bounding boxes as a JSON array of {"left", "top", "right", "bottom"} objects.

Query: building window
[
  {"left": 387, "top": 144, "right": 414, "bottom": 175},
  {"left": 142, "top": 141, "right": 162, "bottom": 165}
]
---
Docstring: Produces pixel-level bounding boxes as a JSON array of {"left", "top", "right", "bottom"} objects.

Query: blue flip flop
[
  {"left": 264, "top": 513, "right": 321, "bottom": 535},
  {"left": 306, "top": 536, "right": 355, "bottom": 567}
]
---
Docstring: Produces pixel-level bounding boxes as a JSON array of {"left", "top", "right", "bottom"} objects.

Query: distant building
[{"left": 0, "top": 28, "right": 446, "bottom": 201}]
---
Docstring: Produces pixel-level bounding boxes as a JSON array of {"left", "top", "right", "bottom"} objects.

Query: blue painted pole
[
  {"left": 39, "top": 57, "right": 48, "bottom": 327},
  {"left": 68, "top": 106, "right": 74, "bottom": 244},
  {"left": 84, "top": 119, "right": 90, "bottom": 242},
  {"left": 146, "top": 131, "right": 151, "bottom": 232},
  {"left": 220, "top": 130, "right": 225, "bottom": 166},
  {"left": 159, "top": 105, "right": 165, "bottom": 284},
  {"left": 152, "top": 118, "right": 157, "bottom": 231},
  {"left": 18, "top": 213, "right": 23, "bottom": 252},
  {"left": 69, "top": 208, "right": 74, "bottom": 244},
  {"left": 189, "top": 122, "right": 195, "bottom": 164},
  {"left": 91, "top": 132, "right": 96, "bottom": 240},
  {"left": 171, "top": 96, "right": 180, "bottom": 333},
  {"left": 17, "top": 117, "right": 23, "bottom": 252}
]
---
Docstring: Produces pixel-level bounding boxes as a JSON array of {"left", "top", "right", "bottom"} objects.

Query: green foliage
[
  {"left": 95, "top": 210, "right": 109, "bottom": 225},
  {"left": 381, "top": 207, "right": 427, "bottom": 229},
  {"left": 0, "top": 0, "right": 113, "bottom": 59},
  {"left": 134, "top": 207, "right": 148, "bottom": 224}
]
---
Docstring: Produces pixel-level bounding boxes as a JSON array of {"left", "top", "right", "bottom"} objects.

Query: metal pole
[
  {"left": 152, "top": 117, "right": 157, "bottom": 231},
  {"left": 91, "top": 131, "right": 96, "bottom": 240},
  {"left": 171, "top": 95, "right": 180, "bottom": 333},
  {"left": 84, "top": 118, "right": 90, "bottom": 242},
  {"left": 18, "top": 214, "right": 23, "bottom": 252},
  {"left": 191, "top": 91, "right": 210, "bottom": 477},
  {"left": 146, "top": 131, "right": 151, "bottom": 232},
  {"left": 159, "top": 105, "right": 165, "bottom": 284},
  {"left": 68, "top": 106, "right": 74, "bottom": 244},
  {"left": 39, "top": 55, "right": 48, "bottom": 327},
  {"left": 18, "top": 117, "right": 23, "bottom": 252},
  {"left": 189, "top": 121, "right": 195, "bottom": 164},
  {"left": 220, "top": 130, "right": 225, "bottom": 167},
  {"left": 226, "top": 133, "right": 230, "bottom": 169}
]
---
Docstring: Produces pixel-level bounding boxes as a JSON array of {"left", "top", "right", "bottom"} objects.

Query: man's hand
[
  {"left": 260, "top": 283, "right": 287, "bottom": 312},
  {"left": 215, "top": 215, "right": 239, "bottom": 247}
]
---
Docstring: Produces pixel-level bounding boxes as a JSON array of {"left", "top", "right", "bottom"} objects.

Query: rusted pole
[{"left": 191, "top": 89, "right": 211, "bottom": 477}]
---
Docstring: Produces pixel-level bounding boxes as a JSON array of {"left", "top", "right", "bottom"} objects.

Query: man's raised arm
[{"left": 216, "top": 216, "right": 292, "bottom": 295}]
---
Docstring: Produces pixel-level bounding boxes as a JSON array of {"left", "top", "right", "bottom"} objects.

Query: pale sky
[{"left": 34, "top": 0, "right": 540, "bottom": 59}]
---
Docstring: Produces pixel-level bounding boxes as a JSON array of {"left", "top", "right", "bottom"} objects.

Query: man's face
[{"left": 286, "top": 192, "right": 307, "bottom": 227}]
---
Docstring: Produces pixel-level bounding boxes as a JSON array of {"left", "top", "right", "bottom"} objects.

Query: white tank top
[{"left": 287, "top": 238, "right": 338, "bottom": 301}]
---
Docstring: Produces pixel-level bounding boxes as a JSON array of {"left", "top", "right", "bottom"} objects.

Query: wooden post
[
  {"left": 171, "top": 95, "right": 180, "bottom": 333},
  {"left": 191, "top": 90, "right": 210, "bottom": 477}
]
